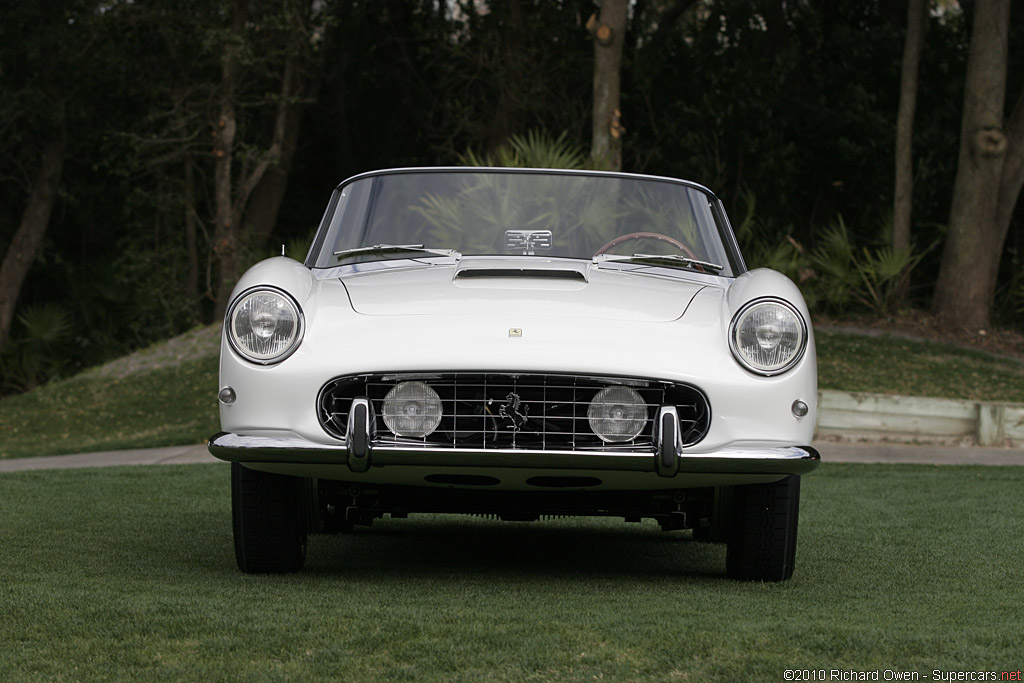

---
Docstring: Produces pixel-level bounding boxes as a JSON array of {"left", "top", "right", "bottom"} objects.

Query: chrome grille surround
[{"left": 317, "top": 373, "right": 710, "bottom": 451}]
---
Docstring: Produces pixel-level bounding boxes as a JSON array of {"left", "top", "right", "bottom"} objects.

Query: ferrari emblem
[
  {"left": 499, "top": 392, "right": 529, "bottom": 431},
  {"left": 509, "top": 328, "right": 523, "bottom": 338}
]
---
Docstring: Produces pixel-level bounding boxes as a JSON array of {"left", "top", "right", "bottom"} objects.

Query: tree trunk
[
  {"left": 183, "top": 158, "right": 201, "bottom": 318},
  {"left": 211, "top": 4, "right": 315, "bottom": 318},
  {"left": 995, "top": 89, "right": 1024, "bottom": 243},
  {"left": 893, "top": 0, "right": 927, "bottom": 255},
  {"left": 211, "top": 111, "right": 240, "bottom": 316},
  {"left": 589, "top": 0, "right": 629, "bottom": 171},
  {"left": 932, "top": 0, "right": 1012, "bottom": 331},
  {"left": 0, "top": 127, "right": 67, "bottom": 354},
  {"left": 211, "top": 9, "right": 242, "bottom": 319},
  {"left": 241, "top": 102, "right": 305, "bottom": 252}
]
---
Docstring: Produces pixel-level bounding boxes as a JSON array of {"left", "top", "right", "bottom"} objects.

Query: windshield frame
[{"left": 306, "top": 167, "right": 747, "bottom": 276}]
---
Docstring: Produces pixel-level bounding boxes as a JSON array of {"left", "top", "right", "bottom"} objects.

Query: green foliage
[
  {"left": 806, "top": 216, "right": 927, "bottom": 317},
  {"left": 807, "top": 217, "right": 862, "bottom": 313},
  {"left": 0, "top": 303, "right": 74, "bottom": 393},
  {"left": 15, "top": 302, "right": 73, "bottom": 345},
  {"left": 733, "top": 190, "right": 806, "bottom": 280},
  {"left": 459, "top": 130, "right": 588, "bottom": 170},
  {"left": 736, "top": 199, "right": 924, "bottom": 318},
  {"left": 854, "top": 244, "right": 925, "bottom": 316},
  {"left": 281, "top": 230, "right": 316, "bottom": 262},
  {"left": 3, "top": 0, "right": 1023, "bottom": 400}
]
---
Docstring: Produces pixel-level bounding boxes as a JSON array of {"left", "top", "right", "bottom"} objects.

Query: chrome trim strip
[
  {"left": 331, "top": 166, "right": 720, "bottom": 200},
  {"left": 208, "top": 432, "right": 820, "bottom": 476}
]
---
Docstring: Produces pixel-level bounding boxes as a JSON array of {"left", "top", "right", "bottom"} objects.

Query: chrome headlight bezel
[
  {"left": 728, "top": 297, "right": 808, "bottom": 376},
  {"left": 225, "top": 286, "right": 305, "bottom": 365}
]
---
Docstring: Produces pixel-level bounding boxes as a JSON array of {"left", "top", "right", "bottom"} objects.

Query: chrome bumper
[{"left": 207, "top": 431, "right": 820, "bottom": 477}]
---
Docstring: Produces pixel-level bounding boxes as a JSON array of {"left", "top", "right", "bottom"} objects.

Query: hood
[{"left": 338, "top": 258, "right": 707, "bottom": 322}]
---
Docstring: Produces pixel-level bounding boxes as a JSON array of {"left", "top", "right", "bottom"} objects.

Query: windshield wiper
[
  {"left": 333, "top": 244, "right": 461, "bottom": 260},
  {"left": 594, "top": 253, "right": 724, "bottom": 274}
]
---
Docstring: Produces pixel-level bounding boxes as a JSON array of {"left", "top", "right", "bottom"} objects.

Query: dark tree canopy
[{"left": 1, "top": 0, "right": 1022, "bottom": 391}]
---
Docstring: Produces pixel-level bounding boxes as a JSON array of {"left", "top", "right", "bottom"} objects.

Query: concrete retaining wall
[{"left": 816, "top": 390, "right": 1024, "bottom": 447}]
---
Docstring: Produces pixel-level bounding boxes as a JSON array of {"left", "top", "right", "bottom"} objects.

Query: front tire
[
  {"left": 726, "top": 475, "right": 801, "bottom": 581},
  {"left": 232, "top": 463, "right": 308, "bottom": 573}
]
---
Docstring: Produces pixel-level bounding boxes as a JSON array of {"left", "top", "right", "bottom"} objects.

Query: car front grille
[{"left": 317, "top": 373, "right": 710, "bottom": 451}]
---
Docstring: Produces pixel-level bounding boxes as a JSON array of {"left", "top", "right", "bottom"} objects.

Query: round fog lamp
[
  {"left": 588, "top": 385, "right": 647, "bottom": 443},
  {"left": 382, "top": 382, "right": 443, "bottom": 437}
]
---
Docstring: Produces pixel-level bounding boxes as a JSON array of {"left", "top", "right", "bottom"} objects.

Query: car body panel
[
  {"left": 341, "top": 256, "right": 708, "bottom": 322},
  {"left": 216, "top": 263, "right": 817, "bottom": 491}
]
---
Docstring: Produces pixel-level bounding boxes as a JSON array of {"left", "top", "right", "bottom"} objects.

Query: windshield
[{"left": 309, "top": 169, "right": 739, "bottom": 275}]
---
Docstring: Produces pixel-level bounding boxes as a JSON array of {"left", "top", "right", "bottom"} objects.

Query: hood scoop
[{"left": 454, "top": 267, "right": 587, "bottom": 282}]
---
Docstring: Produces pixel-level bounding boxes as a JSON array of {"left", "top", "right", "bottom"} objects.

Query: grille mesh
[{"left": 317, "top": 373, "right": 710, "bottom": 451}]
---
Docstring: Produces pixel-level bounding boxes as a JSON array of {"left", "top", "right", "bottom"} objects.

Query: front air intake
[{"left": 317, "top": 372, "right": 710, "bottom": 452}]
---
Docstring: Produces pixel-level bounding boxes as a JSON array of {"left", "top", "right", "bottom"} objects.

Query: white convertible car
[{"left": 209, "top": 167, "right": 819, "bottom": 580}]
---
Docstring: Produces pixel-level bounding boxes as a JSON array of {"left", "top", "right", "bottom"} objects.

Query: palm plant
[
  {"left": 458, "top": 130, "right": 588, "bottom": 170},
  {"left": 0, "top": 302, "right": 74, "bottom": 392}
]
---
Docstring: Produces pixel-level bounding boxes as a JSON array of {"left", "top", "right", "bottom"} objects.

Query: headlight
[
  {"left": 588, "top": 385, "right": 647, "bottom": 443},
  {"left": 729, "top": 298, "right": 807, "bottom": 375},
  {"left": 382, "top": 382, "right": 443, "bottom": 437},
  {"left": 226, "top": 287, "right": 304, "bottom": 364}
]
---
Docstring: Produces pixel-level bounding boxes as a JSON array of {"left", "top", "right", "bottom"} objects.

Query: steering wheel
[{"left": 594, "top": 231, "right": 699, "bottom": 260}]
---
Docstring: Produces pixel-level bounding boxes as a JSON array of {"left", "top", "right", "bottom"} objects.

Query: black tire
[
  {"left": 726, "top": 475, "right": 801, "bottom": 581},
  {"left": 232, "top": 462, "right": 308, "bottom": 573}
]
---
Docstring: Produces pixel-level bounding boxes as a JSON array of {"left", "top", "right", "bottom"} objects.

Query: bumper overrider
[{"left": 208, "top": 399, "right": 819, "bottom": 478}]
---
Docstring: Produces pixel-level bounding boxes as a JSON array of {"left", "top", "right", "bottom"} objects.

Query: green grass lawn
[
  {"left": 1, "top": 329, "right": 1023, "bottom": 460},
  {"left": 816, "top": 330, "right": 1024, "bottom": 403},
  {"left": 0, "top": 355, "right": 220, "bottom": 460},
  {"left": 1, "top": 462, "right": 1021, "bottom": 680}
]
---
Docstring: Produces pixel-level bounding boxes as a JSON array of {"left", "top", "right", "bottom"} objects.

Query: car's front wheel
[
  {"left": 232, "top": 463, "right": 308, "bottom": 573},
  {"left": 725, "top": 475, "right": 801, "bottom": 581}
]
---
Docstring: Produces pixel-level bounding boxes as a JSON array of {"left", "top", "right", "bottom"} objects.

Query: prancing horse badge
[{"left": 499, "top": 392, "right": 529, "bottom": 431}]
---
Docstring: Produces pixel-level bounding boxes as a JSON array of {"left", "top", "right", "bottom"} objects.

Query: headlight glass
[
  {"left": 382, "top": 382, "right": 443, "bottom": 437},
  {"left": 730, "top": 298, "right": 806, "bottom": 375},
  {"left": 588, "top": 385, "right": 647, "bottom": 443},
  {"left": 227, "top": 288, "right": 303, "bottom": 364}
]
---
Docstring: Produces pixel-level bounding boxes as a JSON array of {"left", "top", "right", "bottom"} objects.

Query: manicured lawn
[
  {"left": 0, "top": 355, "right": 219, "bottom": 460},
  {"left": 1, "top": 463, "right": 1021, "bottom": 680},
  {"left": 816, "top": 330, "right": 1024, "bottom": 402}
]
